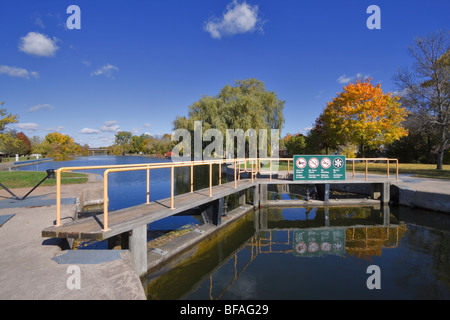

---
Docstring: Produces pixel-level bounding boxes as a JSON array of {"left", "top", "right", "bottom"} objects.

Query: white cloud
[
  {"left": 315, "top": 90, "right": 325, "bottom": 98},
  {"left": 34, "top": 17, "right": 45, "bottom": 29},
  {"left": 393, "top": 88, "right": 411, "bottom": 97},
  {"left": 90, "top": 64, "right": 119, "bottom": 78},
  {"left": 18, "top": 32, "right": 59, "bottom": 57},
  {"left": 337, "top": 73, "right": 370, "bottom": 84},
  {"left": 0, "top": 65, "right": 39, "bottom": 79},
  {"left": 204, "top": 0, "right": 264, "bottom": 39},
  {"left": 45, "top": 126, "right": 65, "bottom": 132},
  {"left": 80, "top": 128, "right": 100, "bottom": 134},
  {"left": 101, "top": 120, "right": 120, "bottom": 132},
  {"left": 300, "top": 127, "right": 313, "bottom": 134},
  {"left": 28, "top": 104, "right": 54, "bottom": 112},
  {"left": 15, "top": 123, "right": 40, "bottom": 133}
]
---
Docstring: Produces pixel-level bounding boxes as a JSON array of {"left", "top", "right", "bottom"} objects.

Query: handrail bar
[{"left": 53, "top": 157, "right": 398, "bottom": 231}]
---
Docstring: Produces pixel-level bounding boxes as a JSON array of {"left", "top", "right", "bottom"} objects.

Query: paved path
[{"left": 0, "top": 179, "right": 146, "bottom": 300}]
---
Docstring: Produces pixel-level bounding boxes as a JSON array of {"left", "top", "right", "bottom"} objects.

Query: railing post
[
  {"left": 234, "top": 159, "right": 237, "bottom": 189},
  {"left": 56, "top": 169, "right": 61, "bottom": 226},
  {"left": 352, "top": 160, "right": 355, "bottom": 179},
  {"left": 365, "top": 160, "right": 368, "bottom": 181},
  {"left": 171, "top": 166, "right": 175, "bottom": 209},
  {"left": 269, "top": 159, "right": 272, "bottom": 181},
  {"left": 387, "top": 160, "right": 390, "bottom": 179},
  {"left": 396, "top": 159, "right": 399, "bottom": 180},
  {"left": 209, "top": 163, "right": 212, "bottom": 197},
  {"left": 146, "top": 166, "right": 150, "bottom": 204},
  {"left": 251, "top": 160, "right": 254, "bottom": 183},
  {"left": 190, "top": 164, "right": 193, "bottom": 193},
  {"left": 287, "top": 160, "right": 290, "bottom": 179},
  {"left": 238, "top": 160, "right": 241, "bottom": 181},
  {"left": 103, "top": 170, "right": 110, "bottom": 231}
]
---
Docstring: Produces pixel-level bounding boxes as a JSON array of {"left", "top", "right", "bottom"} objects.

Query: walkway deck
[{"left": 42, "top": 179, "right": 255, "bottom": 240}]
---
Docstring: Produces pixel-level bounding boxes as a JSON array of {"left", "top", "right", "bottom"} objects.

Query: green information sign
[
  {"left": 293, "top": 155, "right": 346, "bottom": 181},
  {"left": 293, "top": 228, "right": 346, "bottom": 257}
]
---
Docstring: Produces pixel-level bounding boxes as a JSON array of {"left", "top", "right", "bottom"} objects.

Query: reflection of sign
[
  {"left": 293, "top": 228, "right": 346, "bottom": 257},
  {"left": 293, "top": 155, "right": 346, "bottom": 181}
]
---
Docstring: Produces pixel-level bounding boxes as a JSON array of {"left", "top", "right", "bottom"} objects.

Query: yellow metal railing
[
  {"left": 53, "top": 157, "right": 398, "bottom": 231},
  {"left": 347, "top": 158, "right": 399, "bottom": 181}
]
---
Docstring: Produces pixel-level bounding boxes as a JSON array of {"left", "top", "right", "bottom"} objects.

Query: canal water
[{"left": 17, "top": 156, "right": 450, "bottom": 299}]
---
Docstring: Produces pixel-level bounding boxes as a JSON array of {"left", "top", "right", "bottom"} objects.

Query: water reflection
[{"left": 144, "top": 205, "right": 450, "bottom": 300}]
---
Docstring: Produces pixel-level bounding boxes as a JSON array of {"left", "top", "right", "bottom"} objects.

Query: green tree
[
  {"left": 305, "top": 113, "right": 341, "bottom": 155},
  {"left": 114, "top": 131, "right": 133, "bottom": 155},
  {"left": 173, "top": 78, "right": 285, "bottom": 156},
  {"left": 283, "top": 133, "right": 306, "bottom": 157}
]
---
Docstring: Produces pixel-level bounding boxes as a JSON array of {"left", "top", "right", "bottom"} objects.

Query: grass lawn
[{"left": 0, "top": 171, "right": 88, "bottom": 189}]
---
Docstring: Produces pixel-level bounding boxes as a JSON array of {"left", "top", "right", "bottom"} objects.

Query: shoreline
[{"left": 0, "top": 158, "right": 54, "bottom": 171}]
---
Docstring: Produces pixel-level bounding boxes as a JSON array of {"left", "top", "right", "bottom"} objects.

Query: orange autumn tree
[{"left": 320, "top": 78, "right": 408, "bottom": 156}]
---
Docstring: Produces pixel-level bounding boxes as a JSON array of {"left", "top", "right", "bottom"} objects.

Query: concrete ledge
[
  {"left": 264, "top": 198, "right": 381, "bottom": 207},
  {"left": 0, "top": 158, "right": 53, "bottom": 171},
  {"left": 52, "top": 250, "right": 123, "bottom": 265},
  {"left": 395, "top": 187, "right": 450, "bottom": 213},
  {"left": 146, "top": 204, "right": 254, "bottom": 272}
]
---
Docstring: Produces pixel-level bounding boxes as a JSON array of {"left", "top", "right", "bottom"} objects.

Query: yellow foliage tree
[
  {"left": 0, "top": 101, "right": 18, "bottom": 133},
  {"left": 321, "top": 78, "right": 408, "bottom": 156},
  {"left": 43, "top": 132, "right": 82, "bottom": 160}
]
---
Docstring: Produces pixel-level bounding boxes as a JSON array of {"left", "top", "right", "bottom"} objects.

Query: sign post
[{"left": 293, "top": 155, "right": 346, "bottom": 181}]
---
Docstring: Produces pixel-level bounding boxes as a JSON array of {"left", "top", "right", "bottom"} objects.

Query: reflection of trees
[
  {"left": 262, "top": 206, "right": 398, "bottom": 229},
  {"left": 345, "top": 225, "right": 408, "bottom": 258}
]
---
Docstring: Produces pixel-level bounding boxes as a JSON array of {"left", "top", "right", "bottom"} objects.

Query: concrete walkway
[
  {"left": 391, "top": 174, "right": 450, "bottom": 213},
  {"left": 0, "top": 177, "right": 146, "bottom": 300}
]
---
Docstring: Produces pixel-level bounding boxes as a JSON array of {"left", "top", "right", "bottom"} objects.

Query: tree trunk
[
  {"left": 360, "top": 143, "right": 366, "bottom": 158},
  {"left": 436, "top": 125, "right": 447, "bottom": 170}
]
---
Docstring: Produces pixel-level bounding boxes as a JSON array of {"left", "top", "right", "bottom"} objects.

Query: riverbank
[{"left": 0, "top": 158, "right": 53, "bottom": 171}]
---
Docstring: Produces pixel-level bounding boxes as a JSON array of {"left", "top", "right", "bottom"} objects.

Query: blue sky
[{"left": 1, "top": 0, "right": 449, "bottom": 148}]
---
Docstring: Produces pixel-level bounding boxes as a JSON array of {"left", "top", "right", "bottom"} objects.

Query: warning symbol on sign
[
  {"left": 333, "top": 158, "right": 344, "bottom": 168},
  {"left": 321, "top": 157, "right": 331, "bottom": 169},
  {"left": 296, "top": 157, "right": 307, "bottom": 169},
  {"left": 308, "top": 157, "right": 319, "bottom": 169}
]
